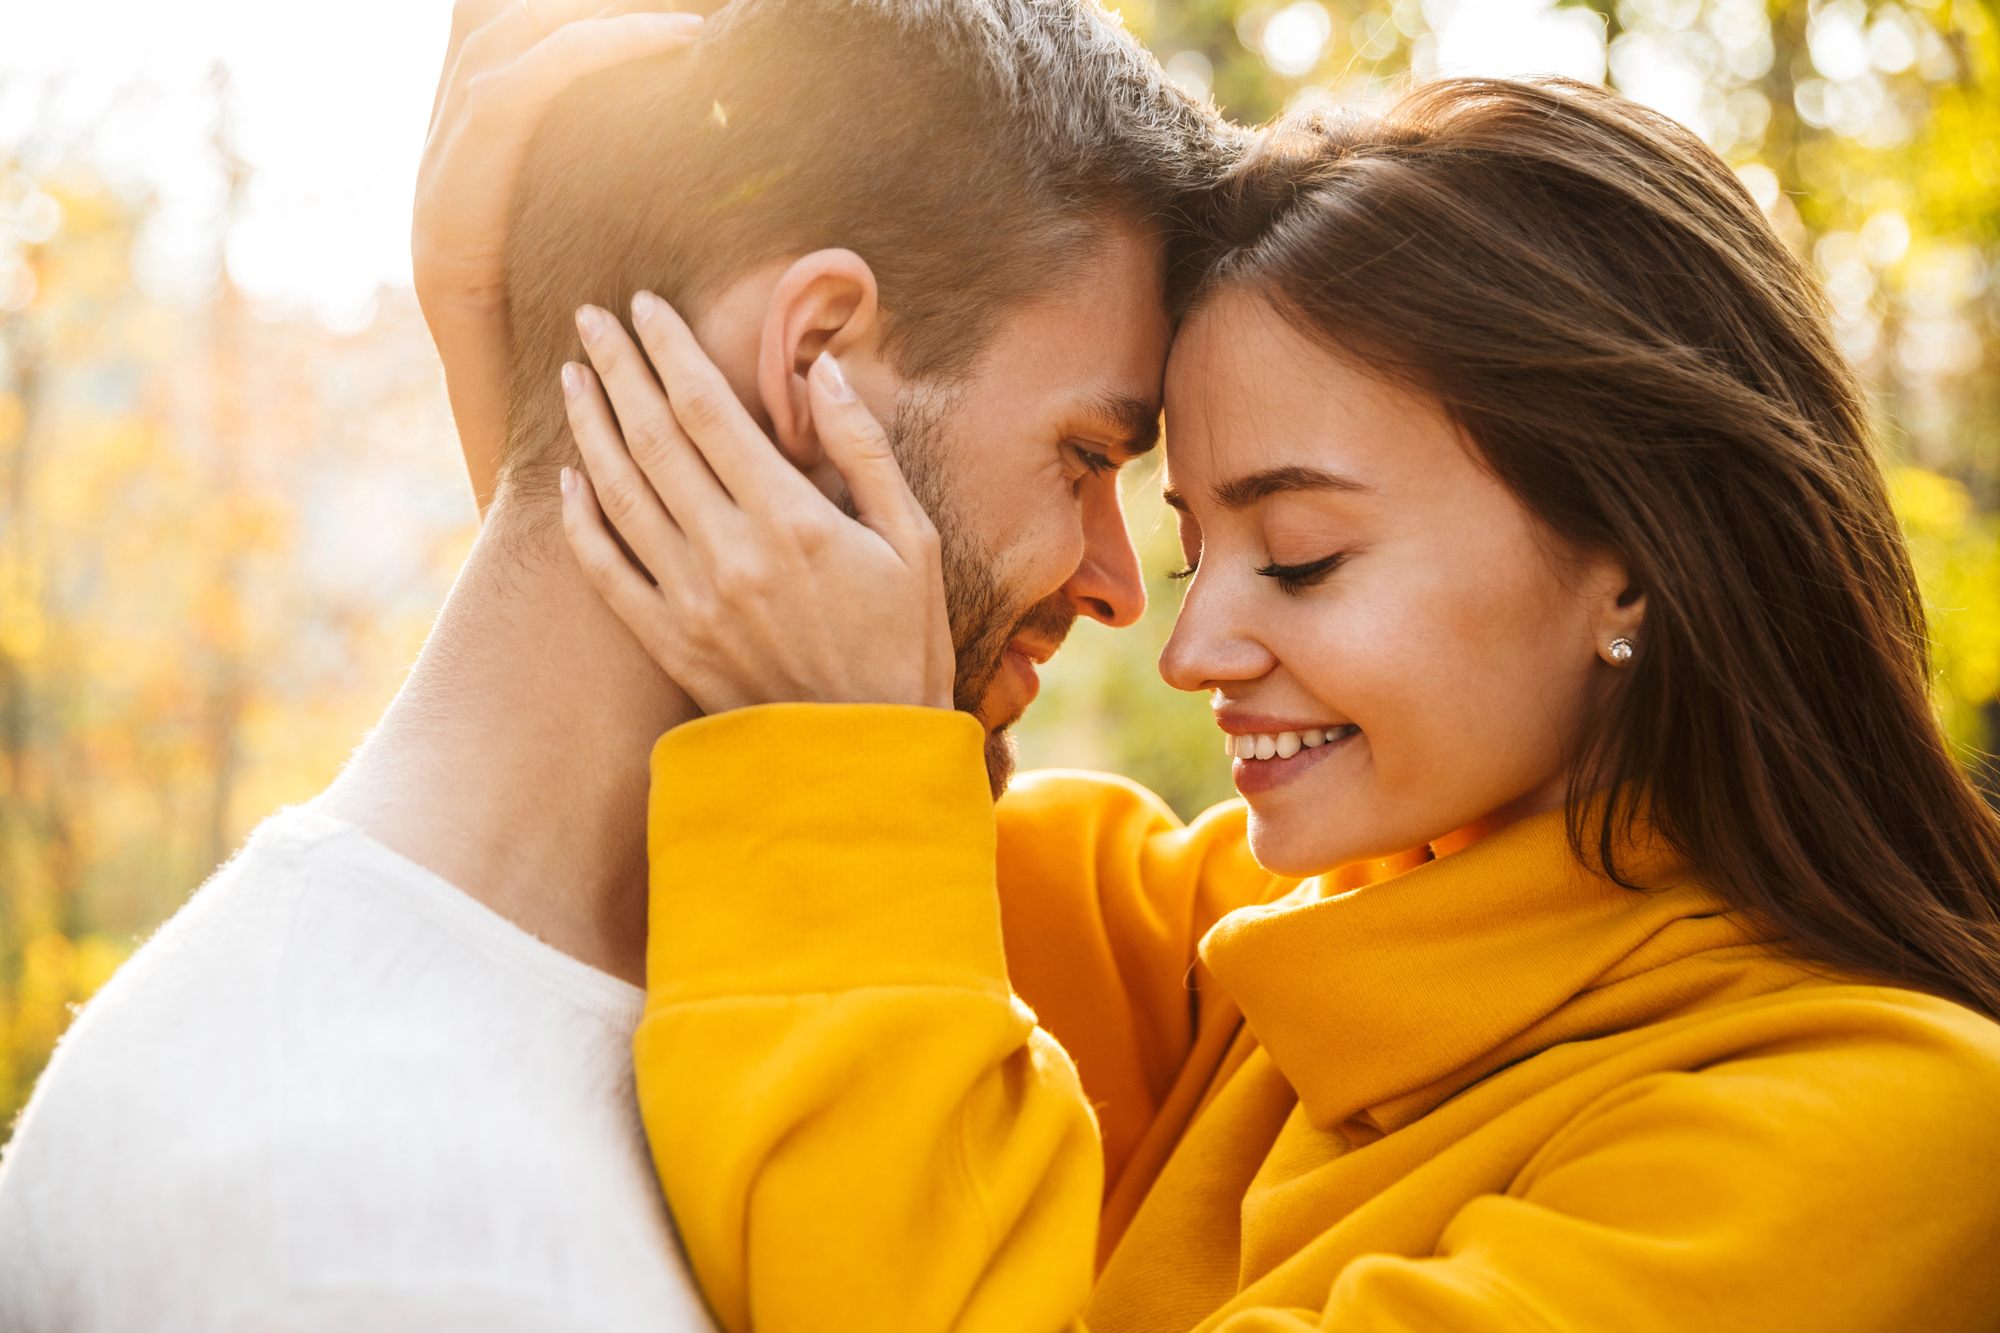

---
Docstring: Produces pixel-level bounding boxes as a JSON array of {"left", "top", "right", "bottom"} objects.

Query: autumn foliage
[{"left": 5, "top": 0, "right": 1999, "bottom": 1136}]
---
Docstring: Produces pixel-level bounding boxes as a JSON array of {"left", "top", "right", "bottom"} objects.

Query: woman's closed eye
[{"left": 1255, "top": 552, "right": 1347, "bottom": 596}]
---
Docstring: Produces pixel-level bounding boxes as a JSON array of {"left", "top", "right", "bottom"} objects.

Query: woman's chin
[
  {"left": 1244, "top": 812, "right": 1360, "bottom": 880},
  {"left": 1244, "top": 785, "right": 1442, "bottom": 881}
]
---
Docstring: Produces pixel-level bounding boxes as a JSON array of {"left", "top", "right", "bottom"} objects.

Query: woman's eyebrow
[{"left": 1165, "top": 465, "right": 1373, "bottom": 512}]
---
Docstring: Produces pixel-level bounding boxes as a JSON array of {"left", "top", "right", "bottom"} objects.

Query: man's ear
[{"left": 758, "top": 249, "right": 882, "bottom": 473}]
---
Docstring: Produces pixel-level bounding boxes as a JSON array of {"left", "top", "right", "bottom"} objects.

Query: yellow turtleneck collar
[{"left": 1199, "top": 803, "right": 1805, "bottom": 1138}]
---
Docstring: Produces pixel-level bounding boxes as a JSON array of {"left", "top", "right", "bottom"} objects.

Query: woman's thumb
[{"left": 807, "top": 352, "right": 926, "bottom": 540}]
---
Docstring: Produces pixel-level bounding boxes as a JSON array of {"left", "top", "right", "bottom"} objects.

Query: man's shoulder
[
  {"left": 2, "top": 802, "right": 647, "bottom": 1163},
  {"left": 11, "top": 807, "right": 342, "bottom": 1105},
  {"left": 0, "top": 808, "right": 339, "bottom": 1327},
  {"left": 0, "top": 806, "right": 701, "bottom": 1333},
  {"left": 0, "top": 810, "right": 383, "bottom": 1190}
]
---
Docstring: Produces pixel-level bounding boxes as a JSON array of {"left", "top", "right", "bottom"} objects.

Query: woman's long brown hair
[{"left": 1181, "top": 78, "right": 2000, "bottom": 1018}]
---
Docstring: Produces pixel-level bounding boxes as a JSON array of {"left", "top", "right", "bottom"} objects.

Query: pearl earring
[{"left": 1608, "top": 637, "right": 1635, "bottom": 664}]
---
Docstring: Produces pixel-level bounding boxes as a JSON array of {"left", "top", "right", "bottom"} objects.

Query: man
[{"left": 0, "top": 1, "right": 1228, "bottom": 1328}]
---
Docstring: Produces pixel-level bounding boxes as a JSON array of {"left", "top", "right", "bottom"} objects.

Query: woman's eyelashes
[
  {"left": 1166, "top": 549, "right": 1346, "bottom": 590},
  {"left": 1255, "top": 552, "right": 1347, "bottom": 596}
]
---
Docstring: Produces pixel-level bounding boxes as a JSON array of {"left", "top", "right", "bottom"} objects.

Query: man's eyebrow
[
  {"left": 1211, "top": 464, "right": 1372, "bottom": 511},
  {"left": 1084, "top": 393, "right": 1162, "bottom": 458}
]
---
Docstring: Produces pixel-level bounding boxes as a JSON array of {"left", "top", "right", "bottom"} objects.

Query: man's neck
[{"left": 317, "top": 500, "right": 696, "bottom": 986}]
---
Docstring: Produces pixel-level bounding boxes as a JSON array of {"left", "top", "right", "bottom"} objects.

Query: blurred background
[{"left": 1, "top": 0, "right": 1996, "bottom": 1135}]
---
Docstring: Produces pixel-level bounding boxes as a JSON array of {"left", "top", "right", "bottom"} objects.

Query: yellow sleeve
[{"left": 634, "top": 704, "right": 1099, "bottom": 1333}]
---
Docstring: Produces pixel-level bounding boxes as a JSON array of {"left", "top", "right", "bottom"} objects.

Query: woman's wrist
[{"left": 416, "top": 278, "right": 507, "bottom": 332}]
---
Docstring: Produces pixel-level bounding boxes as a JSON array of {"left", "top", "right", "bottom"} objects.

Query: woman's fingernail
[
  {"left": 813, "top": 351, "right": 857, "bottom": 403},
  {"left": 631, "top": 290, "right": 660, "bottom": 324},
  {"left": 576, "top": 305, "right": 607, "bottom": 342},
  {"left": 560, "top": 466, "right": 576, "bottom": 498},
  {"left": 561, "top": 362, "right": 583, "bottom": 400},
  {"left": 663, "top": 11, "right": 703, "bottom": 31}
]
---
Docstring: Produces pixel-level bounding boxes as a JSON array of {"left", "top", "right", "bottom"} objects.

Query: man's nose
[{"left": 1062, "top": 474, "right": 1146, "bottom": 627}]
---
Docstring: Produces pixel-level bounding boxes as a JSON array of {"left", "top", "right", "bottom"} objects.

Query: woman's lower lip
[{"left": 1231, "top": 728, "right": 1354, "bottom": 796}]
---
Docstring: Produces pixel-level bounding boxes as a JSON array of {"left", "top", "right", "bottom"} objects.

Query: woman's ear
[
  {"left": 758, "top": 249, "right": 881, "bottom": 473},
  {"left": 1588, "top": 553, "right": 1647, "bottom": 666}
]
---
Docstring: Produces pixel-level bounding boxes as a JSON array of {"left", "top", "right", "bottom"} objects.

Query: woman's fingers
[
  {"left": 558, "top": 465, "right": 697, "bottom": 680},
  {"left": 805, "top": 352, "right": 937, "bottom": 553},
  {"left": 414, "top": 4, "right": 698, "bottom": 300},
  {"left": 435, "top": 4, "right": 694, "bottom": 153},
  {"left": 561, "top": 359, "right": 697, "bottom": 580},
  {"left": 470, "top": 10, "right": 701, "bottom": 117},
  {"left": 429, "top": 0, "right": 518, "bottom": 129},
  {"left": 628, "top": 292, "right": 811, "bottom": 504},
  {"left": 436, "top": 0, "right": 599, "bottom": 130},
  {"left": 561, "top": 316, "right": 956, "bottom": 716},
  {"left": 572, "top": 306, "right": 744, "bottom": 543},
  {"left": 415, "top": 0, "right": 699, "bottom": 517}
]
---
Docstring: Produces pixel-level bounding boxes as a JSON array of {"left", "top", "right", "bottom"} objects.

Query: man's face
[{"left": 890, "top": 226, "right": 1172, "bottom": 794}]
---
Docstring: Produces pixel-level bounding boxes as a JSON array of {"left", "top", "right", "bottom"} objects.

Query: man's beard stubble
[{"left": 876, "top": 389, "right": 1078, "bottom": 799}]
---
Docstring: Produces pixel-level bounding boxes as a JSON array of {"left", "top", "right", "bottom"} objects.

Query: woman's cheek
[{"left": 1290, "top": 603, "right": 1387, "bottom": 724}]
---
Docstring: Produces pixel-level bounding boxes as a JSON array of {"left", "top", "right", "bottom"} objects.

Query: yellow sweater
[{"left": 635, "top": 704, "right": 2000, "bottom": 1332}]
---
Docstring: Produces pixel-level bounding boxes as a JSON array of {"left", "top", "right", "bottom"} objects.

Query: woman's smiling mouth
[
  {"left": 1221, "top": 721, "right": 1362, "bottom": 795},
  {"left": 1223, "top": 724, "right": 1359, "bottom": 761}
]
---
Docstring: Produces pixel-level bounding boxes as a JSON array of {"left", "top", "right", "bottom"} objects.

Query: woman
[
  {"left": 552, "top": 79, "right": 2000, "bottom": 1330},
  {"left": 414, "top": 15, "right": 2000, "bottom": 1327}
]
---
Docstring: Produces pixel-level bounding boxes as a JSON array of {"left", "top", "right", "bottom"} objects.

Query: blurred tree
[
  {"left": 0, "top": 85, "right": 472, "bottom": 1136},
  {"left": 3, "top": 1, "right": 1997, "bottom": 1135}
]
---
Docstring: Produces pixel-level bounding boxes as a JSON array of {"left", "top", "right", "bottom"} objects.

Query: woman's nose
[{"left": 1158, "top": 565, "right": 1276, "bottom": 692}]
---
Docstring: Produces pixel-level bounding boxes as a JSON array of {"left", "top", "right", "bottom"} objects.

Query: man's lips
[
  {"left": 1009, "top": 634, "right": 1060, "bottom": 667},
  {"left": 978, "top": 628, "right": 1067, "bottom": 732},
  {"left": 1001, "top": 643, "right": 1047, "bottom": 711},
  {"left": 981, "top": 637, "right": 1060, "bottom": 730},
  {"left": 1006, "top": 633, "right": 1063, "bottom": 702}
]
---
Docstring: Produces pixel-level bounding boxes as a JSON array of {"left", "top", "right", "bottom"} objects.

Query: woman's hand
[
  {"left": 415, "top": 0, "right": 702, "bottom": 514},
  {"left": 557, "top": 293, "right": 956, "bottom": 715}
]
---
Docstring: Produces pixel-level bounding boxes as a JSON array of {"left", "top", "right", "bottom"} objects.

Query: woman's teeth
[{"left": 1225, "top": 725, "right": 1358, "bottom": 760}]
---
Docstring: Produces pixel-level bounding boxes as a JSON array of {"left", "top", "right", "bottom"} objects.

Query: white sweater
[{"left": 0, "top": 807, "right": 714, "bottom": 1333}]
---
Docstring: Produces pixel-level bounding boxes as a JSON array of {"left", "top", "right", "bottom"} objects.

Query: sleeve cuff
[{"left": 646, "top": 703, "right": 1005, "bottom": 1004}]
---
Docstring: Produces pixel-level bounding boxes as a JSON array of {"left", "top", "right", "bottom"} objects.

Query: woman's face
[{"left": 1159, "top": 291, "right": 1640, "bottom": 876}]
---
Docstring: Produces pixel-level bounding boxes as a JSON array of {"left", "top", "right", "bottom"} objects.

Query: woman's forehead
[{"left": 1162, "top": 306, "right": 1460, "bottom": 500}]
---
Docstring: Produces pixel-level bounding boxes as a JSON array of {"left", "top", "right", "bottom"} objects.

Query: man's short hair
[{"left": 501, "top": 0, "right": 1234, "bottom": 491}]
